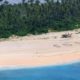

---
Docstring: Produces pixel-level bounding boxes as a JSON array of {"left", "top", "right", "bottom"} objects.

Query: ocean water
[{"left": 0, "top": 62, "right": 80, "bottom": 80}]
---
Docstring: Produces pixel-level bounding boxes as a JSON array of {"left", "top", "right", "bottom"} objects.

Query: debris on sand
[{"left": 61, "top": 33, "right": 72, "bottom": 38}]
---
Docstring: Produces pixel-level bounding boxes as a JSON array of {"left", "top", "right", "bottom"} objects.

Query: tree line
[{"left": 0, "top": 0, "right": 80, "bottom": 38}]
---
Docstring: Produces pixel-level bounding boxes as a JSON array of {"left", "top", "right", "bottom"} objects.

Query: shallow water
[{"left": 0, "top": 62, "right": 80, "bottom": 80}]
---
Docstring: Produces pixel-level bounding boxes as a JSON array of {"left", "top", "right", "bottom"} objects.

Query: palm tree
[
  {"left": 28, "top": 0, "right": 34, "bottom": 4},
  {"left": 4, "top": 0, "right": 9, "bottom": 5},
  {"left": 35, "top": 0, "right": 40, "bottom": 5},
  {"left": 22, "top": 0, "right": 26, "bottom": 4}
]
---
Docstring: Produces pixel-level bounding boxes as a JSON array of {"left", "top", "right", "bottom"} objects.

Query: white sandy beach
[{"left": 0, "top": 30, "right": 80, "bottom": 67}]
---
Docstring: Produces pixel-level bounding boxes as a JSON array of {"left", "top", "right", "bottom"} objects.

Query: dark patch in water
[{"left": 0, "top": 62, "right": 80, "bottom": 80}]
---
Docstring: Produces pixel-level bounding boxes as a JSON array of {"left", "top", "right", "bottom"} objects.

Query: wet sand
[{"left": 0, "top": 53, "right": 80, "bottom": 67}]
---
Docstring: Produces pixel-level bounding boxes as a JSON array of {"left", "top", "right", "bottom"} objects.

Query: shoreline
[{"left": 0, "top": 61, "right": 79, "bottom": 71}]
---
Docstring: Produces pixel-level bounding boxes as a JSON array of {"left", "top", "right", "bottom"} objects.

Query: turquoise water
[{"left": 0, "top": 62, "right": 80, "bottom": 80}]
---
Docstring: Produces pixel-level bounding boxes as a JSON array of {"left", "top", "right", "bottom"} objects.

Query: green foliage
[{"left": 0, "top": 0, "right": 80, "bottom": 38}]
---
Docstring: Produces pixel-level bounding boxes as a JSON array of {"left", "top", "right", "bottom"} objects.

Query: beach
[{"left": 0, "top": 30, "right": 80, "bottom": 67}]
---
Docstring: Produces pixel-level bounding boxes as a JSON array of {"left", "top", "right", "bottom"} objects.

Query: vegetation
[{"left": 0, "top": 0, "right": 80, "bottom": 38}]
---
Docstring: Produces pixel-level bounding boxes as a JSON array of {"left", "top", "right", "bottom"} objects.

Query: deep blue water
[{"left": 0, "top": 62, "right": 80, "bottom": 80}]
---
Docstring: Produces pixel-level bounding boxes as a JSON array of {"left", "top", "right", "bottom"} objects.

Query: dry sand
[{"left": 0, "top": 30, "right": 80, "bottom": 68}]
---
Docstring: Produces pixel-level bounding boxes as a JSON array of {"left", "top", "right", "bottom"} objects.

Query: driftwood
[{"left": 61, "top": 33, "right": 72, "bottom": 38}]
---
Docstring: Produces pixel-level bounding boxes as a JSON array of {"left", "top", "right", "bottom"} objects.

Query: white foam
[{"left": 0, "top": 61, "right": 79, "bottom": 71}]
